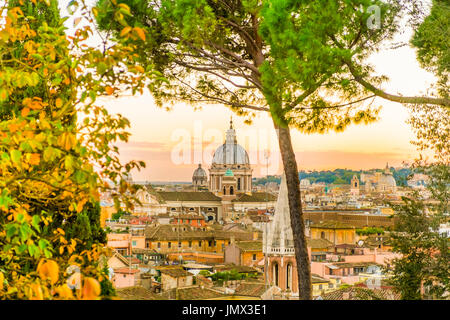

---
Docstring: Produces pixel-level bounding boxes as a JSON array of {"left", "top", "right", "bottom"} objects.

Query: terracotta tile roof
[
  {"left": 310, "top": 221, "right": 356, "bottom": 229},
  {"left": 159, "top": 268, "right": 192, "bottom": 278},
  {"left": 235, "top": 241, "right": 263, "bottom": 252},
  {"left": 114, "top": 268, "right": 140, "bottom": 274},
  {"left": 116, "top": 286, "right": 168, "bottom": 300},
  {"left": 157, "top": 192, "right": 222, "bottom": 202},
  {"left": 234, "top": 282, "right": 266, "bottom": 297},
  {"left": 321, "top": 286, "right": 400, "bottom": 300},
  {"left": 144, "top": 224, "right": 214, "bottom": 241},
  {"left": 328, "top": 261, "right": 381, "bottom": 269},
  {"left": 306, "top": 238, "right": 334, "bottom": 249},
  {"left": 172, "top": 214, "right": 205, "bottom": 220},
  {"left": 311, "top": 274, "right": 330, "bottom": 284},
  {"left": 144, "top": 224, "right": 256, "bottom": 242},
  {"left": 232, "top": 192, "right": 277, "bottom": 202},
  {"left": 175, "top": 286, "right": 227, "bottom": 300},
  {"left": 214, "top": 264, "right": 259, "bottom": 274}
]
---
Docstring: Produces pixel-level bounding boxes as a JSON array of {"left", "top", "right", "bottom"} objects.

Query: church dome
[
  {"left": 212, "top": 119, "right": 250, "bottom": 165},
  {"left": 193, "top": 164, "right": 207, "bottom": 179},
  {"left": 379, "top": 174, "right": 396, "bottom": 187},
  {"left": 212, "top": 143, "right": 249, "bottom": 165}
]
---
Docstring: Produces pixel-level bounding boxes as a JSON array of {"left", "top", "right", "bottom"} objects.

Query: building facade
[{"left": 208, "top": 119, "right": 253, "bottom": 195}]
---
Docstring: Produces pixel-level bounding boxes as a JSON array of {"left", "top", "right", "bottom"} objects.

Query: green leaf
[
  {"left": 10, "top": 149, "right": 22, "bottom": 164},
  {"left": 18, "top": 244, "right": 28, "bottom": 254},
  {"left": 38, "top": 239, "right": 48, "bottom": 250},
  {"left": 32, "top": 215, "right": 41, "bottom": 232},
  {"left": 6, "top": 225, "right": 17, "bottom": 238}
]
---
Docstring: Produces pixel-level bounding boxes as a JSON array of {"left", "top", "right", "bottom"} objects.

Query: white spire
[{"left": 263, "top": 173, "right": 295, "bottom": 255}]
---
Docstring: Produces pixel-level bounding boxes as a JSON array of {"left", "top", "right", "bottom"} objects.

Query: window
[
  {"left": 252, "top": 254, "right": 256, "bottom": 261},
  {"left": 230, "top": 186, "right": 234, "bottom": 195},
  {"left": 171, "top": 208, "right": 176, "bottom": 211},
  {"left": 157, "top": 242, "right": 161, "bottom": 249},
  {"left": 188, "top": 241, "right": 192, "bottom": 248},
  {"left": 328, "top": 283, "right": 333, "bottom": 289},
  {"left": 319, "top": 285, "right": 323, "bottom": 290},
  {"left": 168, "top": 242, "right": 171, "bottom": 248},
  {"left": 132, "top": 241, "right": 137, "bottom": 247},
  {"left": 273, "top": 263, "right": 279, "bottom": 286},
  {"left": 198, "top": 241, "right": 202, "bottom": 247},
  {"left": 223, "top": 187, "right": 226, "bottom": 195},
  {"left": 178, "top": 242, "right": 182, "bottom": 248},
  {"left": 286, "top": 264, "right": 292, "bottom": 290},
  {"left": 208, "top": 240, "right": 212, "bottom": 247},
  {"left": 237, "top": 178, "right": 241, "bottom": 190},
  {"left": 189, "top": 208, "right": 194, "bottom": 211}
]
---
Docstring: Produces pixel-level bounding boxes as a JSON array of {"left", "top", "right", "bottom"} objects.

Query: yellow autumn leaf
[
  {"left": 82, "top": 277, "right": 101, "bottom": 300},
  {"left": 105, "top": 86, "right": 114, "bottom": 95},
  {"left": 135, "top": 65, "right": 145, "bottom": 73},
  {"left": 120, "top": 26, "right": 132, "bottom": 37},
  {"left": 29, "top": 153, "right": 40, "bottom": 166},
  {"left": 30, "top": 283, "right": 44, "bottom": 300},
  {"left": 0, "top": 272, "right": 4, "bottom": 290},
  {"left": 21, "top": 107, "right": 30, "bottom": 117},
  {"left": 37, "top": 260, "right": 59, "bottom": 285},
  {"left": 55, "top": 284, "right": 74, "bottom": 299},
  {"left": 55, "top": 98, "right": 62, "bottom": 108},
  {"left": 134, "top": 27, "right": 146, "bottom": 41}
]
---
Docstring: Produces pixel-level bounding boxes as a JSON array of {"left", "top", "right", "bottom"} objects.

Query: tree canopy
[
  {"left": 0, "top": 0, "right": 151, "bottom": 299},
  {"left": 94, "top": 0, "right": 449, "bottom": 300}
]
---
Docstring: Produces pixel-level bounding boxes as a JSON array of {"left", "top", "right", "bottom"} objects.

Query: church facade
[
  {"left": 127, "top": 120, "right": 275, "bottom": 222},
  {"left": 207, "top": 119, "right": 253, "bottom": 196},
  {"left": 263, "top": 174, "right": 302, "bottom": 298},
  {"left": 360, "top": 163, "right": 397, "bottom": 194}
]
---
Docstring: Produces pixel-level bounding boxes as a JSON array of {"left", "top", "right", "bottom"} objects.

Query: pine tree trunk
[{"left": 274, "top": 122, "right": 312, "bottom": 300}]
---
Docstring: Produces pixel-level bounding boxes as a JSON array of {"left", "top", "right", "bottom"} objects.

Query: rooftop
[
  {"left": 234, "top": 282, "right": 266, "bottom": 297},
  {"left": 157, "top": 192, "right": 222, "bottom": 202},
  {"left": 175, "top": 286, "right": 227, "bottom": 300},
  {"left": 320, "top": 286, "right": 400, "bottom": 300},
  {"left": 235, "top": 240, "right": 263, "bottom": 252},
  {"left": 310, "top": 221, "right": 356, "bottom": 229},
  {"left": 311, "top": 274, "right": 330, "bottom": 284},
  {"left": 232, "top": 192, "right": 277, "bottom": 203},
  {"left": 116, "top": 286, "right": 167, "bottom": 300},
  {"left": 114, "top": 268, "right": 140, "bottom": 274},
  {"left": 306, "top": 238, "right": 334, "bottom": 249},
  {"left": 159, "top": 268, "right": 192, "bottom": 278}
]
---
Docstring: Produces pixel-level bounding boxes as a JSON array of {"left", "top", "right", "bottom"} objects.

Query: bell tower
[
  {"left": 263, "top": 174, "right": 300, "bottom": 298},
  {"left": 350, "top": 175, "right": 359, "bottom": 196}
]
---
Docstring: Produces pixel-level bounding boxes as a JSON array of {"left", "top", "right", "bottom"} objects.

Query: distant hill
[{"left": 253, "top": 168, "right": 412, "bottom": 186}]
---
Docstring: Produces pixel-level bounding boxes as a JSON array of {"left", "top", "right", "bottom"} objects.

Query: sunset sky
[{"left": 61, "top": 1, "right": 437, "bottom": 182}]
